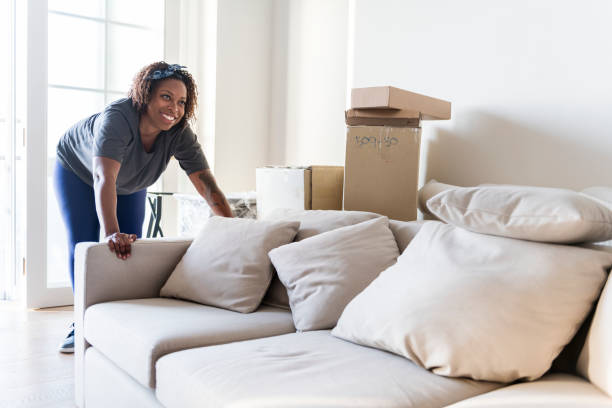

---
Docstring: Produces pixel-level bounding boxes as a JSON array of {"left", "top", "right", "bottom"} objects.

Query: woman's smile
[
  {"left": 141, "top": 78, "right": 187, "bottom": 134},
  {"left": 161, "top": 112, "right": 177, "bottom": 125}
]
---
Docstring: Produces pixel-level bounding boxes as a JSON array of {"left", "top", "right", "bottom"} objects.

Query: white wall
[
  {"left": 167, "top": 0, "right": 612, "bottom": 217},
  {"left": 165, "top": 0, "right": 350, "bottom": 197},
  {"left": 214, "top": 0, "right": 273, "bottom": 192},
  {"left": 350, "top": 0, "right": 612, "bottom": 190},
  {"left": 163, "top": 0, "right": 272, "bottom": 197},
  {"left": 269, "top": 0, "right": 349, "bottom": 167},
  {"left": 161, "top": 0, "right": 212, "bottom": 236}
]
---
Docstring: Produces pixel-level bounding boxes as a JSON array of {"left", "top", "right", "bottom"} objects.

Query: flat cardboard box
[
  {"left": 256, "top": 166, "right": 344, "bottom": 219},
  {"left": 345, "top": 109, "right": 421, "bottom": 127},
  {"left": 344, "top": 126, "right": 421, "bottom": 221},
  {"left": 351, "top": 86, "right": 451, "bottom": 120}
]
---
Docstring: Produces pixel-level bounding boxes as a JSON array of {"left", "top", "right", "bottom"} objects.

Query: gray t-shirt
[{"left": 57, "top": 98, "right": 209, "bottom": 195}]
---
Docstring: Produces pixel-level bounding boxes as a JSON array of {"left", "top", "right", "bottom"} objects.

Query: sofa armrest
[
  {"left": 74, "top": 238, "right": 191, "bottom": 408},
  {"left": 74, "top": 238, "right": 191, "bottom": 309}
]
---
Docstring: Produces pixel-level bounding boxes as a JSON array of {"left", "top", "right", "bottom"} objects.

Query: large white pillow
[
  {"left": 577, "top": 245, "right": 612, "bottom": 397},
  {"left": 261, "top": 209, "right": 381, "bottom": 309},
  {"left": 332, "top": 221, "right": 612, "bottom": 383},
  {"left": 582, "top": 186, "right": 612, "bottom": 206},
  {"left": 269, "top": 217, "right": 399, "bottom": 331},
  {"left": 427, "top": 184, "right": 612, "bottom": 243},
  {"left": 160, "top": 216, "right": 299, "bottom": 313}
]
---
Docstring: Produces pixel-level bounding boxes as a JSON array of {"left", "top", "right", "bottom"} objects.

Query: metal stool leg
[
  {"left": 152, "top": 195, "right": 164, "bottom": 238},
  {"left": 146, "top": 195, "right": 156, "bottom": 238}
]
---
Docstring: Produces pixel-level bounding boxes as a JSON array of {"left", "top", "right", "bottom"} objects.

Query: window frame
[{"left": 25, "top": 0, "right": 168, "bottom": 308}]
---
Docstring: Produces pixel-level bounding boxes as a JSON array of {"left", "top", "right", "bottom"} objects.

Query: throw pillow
[
  {"left": 264, "top": 208, "right": 382, "bottom": 241},
  {"left": 577, "top": 244, "right": 612, "bottom": 396},
  {"left": 388, "top": 219, "right": 427, "bottom": 252},
  {"left": 261, "top": 209, "right": 381, "bottom": 309},
  {"left": 269, "top": 216, "right": 399, "bottom": 331},
  {"left": 582, "top": 186, "right": 612, "bottom": 207},
  {"left": 160, "top": 216, "right": 300, "bottom": 313},
  {"left": 426, "top": 184, "right": 612, "bottom": 243},
  {"left": 332, "top": 221, "right": 612, "bottom": 383}
]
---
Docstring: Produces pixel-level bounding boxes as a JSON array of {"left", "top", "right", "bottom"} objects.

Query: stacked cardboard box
[
  {"left": 256, "top": 166, "right": 344, "bottom": 219},
  {"left": 343, "top": 86, "right": 451, "bottom": 221}
]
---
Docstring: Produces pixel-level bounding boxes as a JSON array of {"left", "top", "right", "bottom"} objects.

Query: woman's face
[{"left": 144, "top": 78, "right": 187, "bottom": 131}]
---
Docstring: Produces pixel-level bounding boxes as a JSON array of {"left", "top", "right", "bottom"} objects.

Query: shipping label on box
[
  {"left": 256, "top": 166, "right": 344, "bottom": 219},
  {"left": 343, "top": 126, "right": 421, "bottom": 221}
]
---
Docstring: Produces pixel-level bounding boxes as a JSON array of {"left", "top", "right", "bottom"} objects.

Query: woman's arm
[
  {"left": 188, "top": 169, "right": 233, "bottom": 217},
  {"left": 92, "top": 156, "right": 136, "bottom": 259}
]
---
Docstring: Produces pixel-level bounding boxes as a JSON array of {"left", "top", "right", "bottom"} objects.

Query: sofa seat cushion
[
  {"left": 155, "top": 330, "right": 502, "bottom": 408},
  {"left": 447, "top": 373, "right": 612, "bottom": 407},
  {"left": 84, "top": 298, "right": 295, "bottom": 389},
  {"left": 85, "top": 347, "right": 164, "bottom": 408}
]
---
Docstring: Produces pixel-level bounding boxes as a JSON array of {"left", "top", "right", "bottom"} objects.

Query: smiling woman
[{"left": 53, "top": 62, "right": 233, "bottom": 353}]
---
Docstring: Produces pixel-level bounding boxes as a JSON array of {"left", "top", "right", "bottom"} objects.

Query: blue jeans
[{"left": 53, "top": 160, "right": 146, "bottom": 291}]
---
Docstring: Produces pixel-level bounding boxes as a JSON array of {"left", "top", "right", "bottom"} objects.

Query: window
[
  {"left": 0, "top": 0, "right": 26, "bottom": 301},
  {"left": 45, "top": 1, "right": 165, "bottom": 287}
]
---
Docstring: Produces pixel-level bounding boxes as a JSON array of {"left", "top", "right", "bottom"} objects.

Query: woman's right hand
[{"left": 105, "top": 232, "right": 137, "bottom": 260}]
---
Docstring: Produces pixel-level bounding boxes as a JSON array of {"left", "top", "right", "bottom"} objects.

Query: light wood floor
[{"left": 0, "top": 301, "right": 76, "bottom": 408}]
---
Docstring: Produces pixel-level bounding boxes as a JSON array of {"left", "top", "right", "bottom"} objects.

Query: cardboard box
[
  {"left": 311, "top": 166, "right": 345, "bottom": 210},
  {"left": 343, "top": 126, "right": 421, "bottom": 221},
  {"left": 256, "top": 166, "right": 344, "bottom": 219},
  {"left": 345, "top": 109, "right": 421, "bottom": 127},
  {"left": 351, "top": 86, "right": 451, "bottom": 120}
]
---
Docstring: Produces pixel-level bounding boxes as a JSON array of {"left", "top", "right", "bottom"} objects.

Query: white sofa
[{"left": 74, "top": 212, "right": 612, "bottom": 408}]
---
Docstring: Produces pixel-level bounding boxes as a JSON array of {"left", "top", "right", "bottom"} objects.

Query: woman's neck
[{"left": 139, "top": 113, "right": 161, "bottom": 140}]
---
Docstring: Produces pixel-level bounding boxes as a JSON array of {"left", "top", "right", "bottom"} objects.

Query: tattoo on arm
[
  {"left": 198, "top": 173, "right": 221, "bottom": 206},
  {"left": 198, "top": 172, "right": 232, "bottom": 216}
]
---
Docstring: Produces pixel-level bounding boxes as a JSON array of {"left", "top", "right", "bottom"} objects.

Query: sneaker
[{"left": 59, "top": 322, "right": 75, "bottom": 354}]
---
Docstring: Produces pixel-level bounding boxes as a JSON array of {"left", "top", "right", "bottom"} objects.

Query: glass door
[
  {"left": 0, "top": 0, "right": 13, "bottom": 300},
  {"left": 26, "top": 0, "right": 165, "bottom": 308},
  {"left": 1, "top": 0, "right": 26, "bottom": 302}
]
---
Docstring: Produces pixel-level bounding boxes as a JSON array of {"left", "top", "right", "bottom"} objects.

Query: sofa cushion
[
  {"left": 446, "top": 373, "right": 612, "bottom": 407},
  {"left": 263, "top": 208, "right": 382, "bottom": 241},
  {"left": 262, "top": 217, "right": 425, "bottom": 311},
  {"left": 582, "top": 187, "right": 612, "bottom": 206},
  {"left": 84, "top": 298, "right": 295, "bottom": 388},
  {"left": 262, "top": 209, "right": 381, "bottom": 309},
  {"left": 160, "top": 216, "right": 299, "bottom": 313},
  {"left": 332, "top": 221, "right": 612, "bottom": 383},
  {"left": 417, "top": 179, "right": 457, "bottom": 218},
  {"left": 388, "top": 219, "right": 426, "bottom": 252},
  {"left": 426, "top": 183, "right": 612, "bottom": 243},
  {"left": 578, "top": 246, "right": 612, "bottom": 398},
  {"left": 155, "top": 331, "right": 502, "bottom": 408},
  {"left": 85, "top": 347, "right": 164, "bottom": 408},
  {"left": 269, "top": 217, "right": 399, "bottom": 331}
]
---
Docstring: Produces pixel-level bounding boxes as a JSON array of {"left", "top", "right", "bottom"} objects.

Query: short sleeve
[
  {"left": 92, "top": 108, "right": 133, "bottom": 163},
  {"left": 173, "top": 126, "right": 209, "bottom": 175}
]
